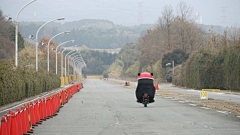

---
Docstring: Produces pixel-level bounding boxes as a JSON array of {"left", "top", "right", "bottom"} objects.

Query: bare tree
[{"left": 157, "top": 5, "right": 174, "bottom": 50}]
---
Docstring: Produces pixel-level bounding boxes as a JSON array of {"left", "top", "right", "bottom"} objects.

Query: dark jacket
[{"left": 135, "top": 78, "right": 156, "bottom": 103}]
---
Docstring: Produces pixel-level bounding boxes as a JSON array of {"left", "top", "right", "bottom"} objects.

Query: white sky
[{"left": 0, "top": 0, "right": 239, "bottom": 27}]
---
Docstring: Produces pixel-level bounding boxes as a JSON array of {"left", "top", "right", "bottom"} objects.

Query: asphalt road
[{"left": 32, "top": 79, "right": 240, "bottom": 135}]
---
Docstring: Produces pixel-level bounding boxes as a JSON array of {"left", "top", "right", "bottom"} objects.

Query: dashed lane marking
[
  {"left": 201, "top": 107, "right": 210, "bottom": 109},
  {"left": 217, "top": 111, "right": 229, "bottom": 114},
  {"left": 178, "top": 101, "right": 185, "bottom": 103},
  {"left": 189, "top": 104, "right": 197, "bottom": 106}
]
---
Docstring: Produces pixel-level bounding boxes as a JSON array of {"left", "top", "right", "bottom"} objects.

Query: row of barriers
[{"left": 0, "top": 83, "right": 83, "bottom": 135}]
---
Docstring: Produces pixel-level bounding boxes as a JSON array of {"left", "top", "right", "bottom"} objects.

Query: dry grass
[
  {"left": 108, "top": 79, "right": 240, "bottom": 115},
  {"left": 156, "top": 90, "right": 240, "bottom": 115}
]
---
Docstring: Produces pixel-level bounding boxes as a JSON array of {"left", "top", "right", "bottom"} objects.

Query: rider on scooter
[{"left": 135, "top": 72, "right": 156, "bottom": 103}]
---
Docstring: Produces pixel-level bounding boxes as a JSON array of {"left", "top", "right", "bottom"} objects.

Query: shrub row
[
  {"left": 0, "top": 61, "right": 60, "bottom": 106},
  {"left": 173, "top": 45, "right": 240, "bottom": 91}
]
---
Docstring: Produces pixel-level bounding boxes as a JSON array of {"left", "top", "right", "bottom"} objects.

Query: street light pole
[
  {"left": 55, "top": 40, "right": 74, "bottom": 74},
  {"left": 65, "top": 49, "right": 79, "bottom": 77},
  {"left": 69, "top": 54, "right": 80, "bottom": 75},
  {"left": 61, "top": 46, "right": 77, "bottom": 77},
  {"left": 47, "top": 31, "right": 70, "bottom": 72},
  {"left": 15, "top": 0, "right": 37, "bottom": 67},
  {"left": 36, "top": 17, "right": 65, "bottom": 72}
]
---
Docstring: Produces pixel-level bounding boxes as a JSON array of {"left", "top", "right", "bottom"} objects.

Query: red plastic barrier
[
  {"left": 16, "top": 108, "right": 23, "bottom": 135},
  {"left": 34, "top": 100, "right": 41, "bottom": 124},
  {"left": 0, "top": 116, "right": 8, "bottom": 135},
  {"left": 21, "top": 106, "right": 27, "bottom": 135},
  {"left": 25, "top": 104, "right": 33, "bottom": 133},
  {"left": 43, "top": 98, "right": 48, "bottom": 119},
  {"left": 29, "top": 101, "right": 37, "bottom": 127},
  {"left": 7, "top": 110, "right": 12, "bottom": 134},
  {"left": 4, "top": 114, "right": 9, "bottom": 135},
  {"left": 10, "top": 111, "right": 18, "bottom": 135},
  {"left": 39, "top": 99, "right": 46, "bottom": 121},
  {"left": 46, "top": 97, "right": 52, "bottom": 118}
]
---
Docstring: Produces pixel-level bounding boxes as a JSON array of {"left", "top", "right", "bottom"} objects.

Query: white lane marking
[
  {"left": 201, "top": 107, "right": 210, "bottom": 109},
  {"left": 237, "top": 116, "right": 240, "bottom": 118},
  {"left": 172, "top": 99, "right": 179, "bottom": 100},
  {"left": 178, "top": 101, "right": 185, "bottom": 103},
  {"left": 216, "top": 93, "right": 224, "bottom": 94},
  {"left": 0, "top": 88, "right": 63, "bottom": 113},
  {"left": 189, "top": 104, "right": 197, "bottom": 106},
  {"left": 217, "top": 111, "right": 229, "bottom": 114},
  {"left": 164, "top": 97, "right": 172, "bottom": 99},
  {"left": 115, "top": 117, "right": 119, "bottom": 125}
]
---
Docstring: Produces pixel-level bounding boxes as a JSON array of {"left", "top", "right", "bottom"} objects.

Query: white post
[
  {"left": 15, "top": 0, "right": 37, "bottom": 68},
  {"left": 172, "top": 60, "right": 174, "bottom": 75}
]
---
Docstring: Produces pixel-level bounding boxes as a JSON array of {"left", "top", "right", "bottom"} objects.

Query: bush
[
  {"left": 0, "top": 60, "right": 60, "bottom": 106},
  {"left": 103, "top": 71, "right": 109, "bottom": 78},
  {"left": 174, "top": 45, "right": 240, "bottom": 91}
]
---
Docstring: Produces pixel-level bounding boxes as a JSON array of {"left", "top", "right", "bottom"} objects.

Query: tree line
[
  {"left": 80, "top": 50, "right": 117, "bottom": 75},
  {"left": 107, "top": 0, "right": 240, "bottom": 91}
]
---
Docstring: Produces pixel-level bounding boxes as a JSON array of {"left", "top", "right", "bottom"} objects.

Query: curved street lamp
[
  {"left": 74, "top": 60, "right": 86, "bottom": 75},
  {"left": 15, "top": 0, "right": 37, "bottom": 67},
  {"left": 60, "top": 45, "right": 77, "bottom": 77},
  {"left": 54, "top": 40, "right": 74, "bottom": 74},
  {"left": 65, "top": 49, "right": 79, "bottom": 77},
  {"left": 36, "top": 17, "right": 65, "bottom": 72},
  {"left": 67, "top": 52, "right": 80, "bottom": 76},
  {"left": 47, "top": 31, "right": 70, "bottom": 72},
  {"left": 71, "top": 56, "right": 86, "bottom": 75}
]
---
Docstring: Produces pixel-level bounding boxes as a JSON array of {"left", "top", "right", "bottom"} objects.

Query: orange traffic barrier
[
  {"left": 16, "top": 108, "right": 23, "bottom": 135},
  {"left": 0, "top": 116, "right": 8, "bottom": 135},
  {"left": 21, "top": 106, "right": 27, "bottom": 135},
  {"left": 7, "top": 110, "right": 12, "bottom": 134},
  {"left": 10, "top": 111, "right": 18, "bottom": 135},
  {"left": 42, "top": 98, "right": 48, "bottom": 120},
  {"left": 35, "top": 100, "right": 42, "bottom": 124},
  {"left": 46, "top": 97, "right": 52, "bottom": 118},
  {"left": 29, "top": 102, "right": 37, "bottom": 127},
  {"left": 25, "top": 103, "right": 34, "bottom": 133},
  {"left": 3, "top": 114, "right": 9, "bottom": 135}
]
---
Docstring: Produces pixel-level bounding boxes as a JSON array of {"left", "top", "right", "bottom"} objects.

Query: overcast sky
[{"left": 0, "top": 0, "right": 239, "bottom": 27}]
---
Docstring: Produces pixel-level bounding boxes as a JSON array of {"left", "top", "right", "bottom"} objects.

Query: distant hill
[{"left": 19, "top": 19, "right": 231, "bottom": 49}]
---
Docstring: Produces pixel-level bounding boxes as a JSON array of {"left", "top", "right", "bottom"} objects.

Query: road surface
[{"left": 32, "top": 79, "right": 240, "bottom": 135}]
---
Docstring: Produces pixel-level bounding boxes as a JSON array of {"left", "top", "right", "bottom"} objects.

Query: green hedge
[
  {"left": 173, "top": 45, "right": 240, "bottom": 91},
  {"left": 0, "top": 61, "right": 60, "bottom": 106}
]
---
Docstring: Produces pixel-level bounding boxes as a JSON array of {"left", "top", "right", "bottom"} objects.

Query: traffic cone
[
  {"left": 155, "top": 83, "right": 159, "bottom": 90},
  {"left": 29, "top": 102, "right": 37, "bottom": 127},
  {"left": 39, "top": 99, "right": 46, "bottom": 121},
  {"left": 62, "top": 90, "right": 66, "bottom": 105},
  {"left": 21, "top": 106, "right": 29, "bottom": 135},
  {"left": 42, "top": 98, "right": 49, "bottom": 119},
  {"left": 46, "top": 97, "right": 53, "bottom": 118},
  {"left": 16, "top": 108, "right": 23, "bottom": 135},
  {"left": 7, "top": 110, "right": 12, "bottom": 134},
  {"left": 34, "top": 100, "right": 42, "bottom": 124},
  {"left": 10, "top": 111, "right": 18, "bottom": 135},
  {"left": 51, "top": 95, "right": 58, "bottom": 117},
  {"left": 3, "top": 114, "right": 9, "bottom": 135},
  {"left": 0, "top": 116, "right": 8, "bottom": 135},
  {"left": 25, "top": 104, "right": 33, "bottom": 134}
]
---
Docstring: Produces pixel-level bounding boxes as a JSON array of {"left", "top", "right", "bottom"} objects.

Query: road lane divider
[{"left": 0, "top": 82, "right": 83, "bottom": 135}]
